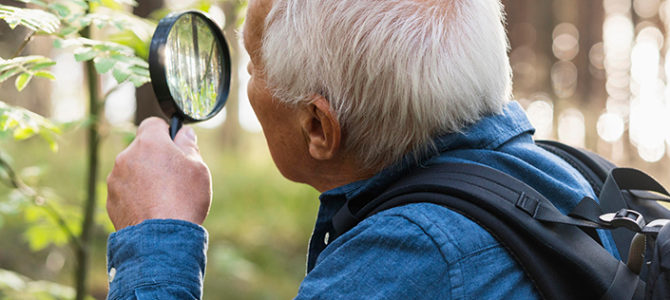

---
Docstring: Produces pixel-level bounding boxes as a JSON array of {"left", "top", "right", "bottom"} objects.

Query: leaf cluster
[
  {"left": 0, "top": 0, "right": 155, "bottom": 90},
  {"left": 0, "top": 3, "right": 60, "bottom": 33},
  {"left": 0, "top": 55, "right": 56, "bottom": 91},
  {"left": 23, "top": 199, "right": 81, "bottom": 251},
  {"left": 0, "top": 101, "right": 60, "bottom": 151},
  {"left": 56, "top": 37, "right": 149, "bottom": 86}
]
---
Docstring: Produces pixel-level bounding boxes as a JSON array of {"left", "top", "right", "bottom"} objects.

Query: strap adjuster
[{"left": 599, "top": 209, "right": 646, "bottom": 232}]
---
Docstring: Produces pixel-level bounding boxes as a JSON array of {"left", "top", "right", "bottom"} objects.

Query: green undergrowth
[{"left": 0, "top": 127, "right": 319, "bottom": 299}]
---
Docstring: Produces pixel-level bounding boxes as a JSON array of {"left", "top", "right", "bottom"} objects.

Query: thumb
[{"left": 174, "top": 126, "right": 202, "bottom": 160}]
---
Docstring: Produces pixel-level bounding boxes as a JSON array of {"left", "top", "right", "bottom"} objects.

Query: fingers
[
  {"left": 135, "top": 117, "right": 199, "bottom": 158},
  {"left": 136, "top": 117, "right": 170, "bottom": 140},
  {"left": 174, "top": 126, "right": 202, "bottom": 160},
  {"left": 133, "top": 117, "right": 202, "bottom": 162}
]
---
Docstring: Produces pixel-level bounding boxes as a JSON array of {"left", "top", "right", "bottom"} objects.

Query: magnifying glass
[{"left": 149, "top": 10, "right": 231, "bottom": 139}]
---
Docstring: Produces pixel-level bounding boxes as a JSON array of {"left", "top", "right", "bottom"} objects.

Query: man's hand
[{"left": 106, "top": 117, "right": 212, "bottom": 231}]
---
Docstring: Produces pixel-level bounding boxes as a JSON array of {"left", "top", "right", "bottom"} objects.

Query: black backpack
[{"left": 332, "top": 140, "right": 670, "bottom": 300}]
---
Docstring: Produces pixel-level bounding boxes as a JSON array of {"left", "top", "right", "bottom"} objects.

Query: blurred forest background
[{"left": 0, "top": 0, "right": 668, "bottom": 299}]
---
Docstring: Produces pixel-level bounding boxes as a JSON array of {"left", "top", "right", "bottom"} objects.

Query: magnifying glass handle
[{"left": 169, "top": 115, "right": 183, "bottom": 140}]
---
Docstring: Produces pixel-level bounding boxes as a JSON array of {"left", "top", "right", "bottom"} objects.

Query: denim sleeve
[
  {"left": 106, "top": 219, "right": 208, "bottom": 300},
  {"left": 295, "top": 214, "right": 452, "bottom": 299}
]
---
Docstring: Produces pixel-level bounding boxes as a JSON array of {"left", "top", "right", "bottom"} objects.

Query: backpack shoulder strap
[
  {"left": 536, "top": 140, "right": 615, "bottom": 195},
  {"left": 332, "top": 163, "right": 643, "bottom": 300},
  {"left": 535, "top": 140, "right": 670, "bottom": 261}
]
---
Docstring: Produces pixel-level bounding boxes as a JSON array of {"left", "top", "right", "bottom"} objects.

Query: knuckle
[
  {"left": 193, "top": 161, "right": 210, "bottom": 177},
  {"left": 106, "top": 172, "right": 113, "bottom": 185},
  {"left": 134, "top": 131, "right": 161, "bottom": 150},
  {"left": 113, "top": 152, "right": 127, "bottom": 167},
  {"left": 137, "top": 117, "right": 168, "bottom": 136},
  {"left": 139, "top": 117, "right": 166, "bottom": 128},
  {"left": 106, "top": 174, "right": 118, "bottom": 197}
]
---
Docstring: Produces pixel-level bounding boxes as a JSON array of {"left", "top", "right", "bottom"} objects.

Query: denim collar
[{"left": 319, "top": 101, "right": 534, "bottom": 204}]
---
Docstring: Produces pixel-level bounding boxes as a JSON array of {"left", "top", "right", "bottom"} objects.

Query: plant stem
[
  {"left": 0, "top": 155, "right": 82, "bottom": 251},
  {"left": 74, "top": 11, "right": 101, "bottom": 300},
  {"left": 11, "top": 31, "right": 35, "bottom": 59}
]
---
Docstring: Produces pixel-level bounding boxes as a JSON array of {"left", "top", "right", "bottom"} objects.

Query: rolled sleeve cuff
[{"left": 106, "top": 219, "right": 208, "bottom": 300}]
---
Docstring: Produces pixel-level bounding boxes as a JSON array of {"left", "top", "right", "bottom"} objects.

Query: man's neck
[{"left": 304, "top": 159, "right": 375, "bottom": 193}]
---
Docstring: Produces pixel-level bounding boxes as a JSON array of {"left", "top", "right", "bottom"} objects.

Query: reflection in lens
[{"left": 165, "top": 14, "right": 222, "bottom": 120}]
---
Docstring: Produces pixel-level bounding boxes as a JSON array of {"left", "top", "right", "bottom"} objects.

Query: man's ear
[{"left": 300, "top": 96, "right": 341, "bottom": 160}]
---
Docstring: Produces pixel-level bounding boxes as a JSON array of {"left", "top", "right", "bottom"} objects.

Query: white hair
[{"left": 261, "top": 0, "right": 512, "bottom": 171}]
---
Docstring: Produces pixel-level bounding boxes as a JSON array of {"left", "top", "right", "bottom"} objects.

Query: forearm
[{"left": 106, "top": 219, "right": 208, "bottom": 300}]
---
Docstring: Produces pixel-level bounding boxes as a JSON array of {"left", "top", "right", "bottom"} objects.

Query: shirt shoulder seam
[{"left": 374, "top": 203, "right": 502, "bottom": 260}]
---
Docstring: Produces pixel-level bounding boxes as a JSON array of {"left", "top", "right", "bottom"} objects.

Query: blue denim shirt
[{"left": 106, "top": 101, "right": 619, "bottom": 299}]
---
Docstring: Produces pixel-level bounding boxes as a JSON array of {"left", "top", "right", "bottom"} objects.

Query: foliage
[
  {"left": 0, "top": 0, "right": 153, "bottom": 298},
  {"left": 0, "top": 0, "right": 253, "bottom": 299},
  {"left": 0, "top": 268, "right": 82, "bottom": 300},
  {"left": 55, "top": 38, "right": 149, "bottom": 86},
  {"left": 0, "top": 4, "right": 60, "bottom": 33},
  {"left": 0, "top": 101, "right": 60, "bottom": 151},
  {"left": 0, "top": 56, "right": 56, "bottom": 92}
]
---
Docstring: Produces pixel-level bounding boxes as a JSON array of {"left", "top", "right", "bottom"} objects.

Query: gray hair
[{"left": 261, "top": 0, "right": 512, "bottom": 170}]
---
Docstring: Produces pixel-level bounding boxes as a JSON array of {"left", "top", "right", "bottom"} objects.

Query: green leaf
[
  {"left": 0, "top": 67, "right": 20, "bottom": 82},
  {"left": 14, "top": 73, "right": 32, "bottom": 91},
  {"left": 39, "top": 131, "right": 58, "bottom": 152},
  {"left": 129, "top": 65, "right": 149, "bottom": 77},
  {"left": 69, "top": 0, "right": 89, "bottom": 9},
  {"left": 195, "top": 1, "right": 212, "bottom": 13},
  {"left": 13, "top": 126, "right": 35, "bottom": 140},
  {"left": 29, "top": 61, "right": 56, "bottom": 70},
  {"left": 33, "top": 71, "right": 55, "bottom": 80},
  {"left": 73, "top": 48, "right": 97, "bottom": 62},
  {"left": 108, "top": 30, "right": 150, "bottom": 59},
  {"left": 48, "top": 3, "right": 70, "bottom": 17},
  {"left": 0, "top": 4, "right": 60, "bottom": 33},
  {"left": 94, "top": 57, "right": 116, "bottom": 74},
  {"left": 128, "top": 74, "right": 149, "bottom": 87},
  {"left": 0, "top": 56, "right": 55, "bottom": 86},
  {"left": 0, "top": 100, "right": 60, "bottom": 147},
  {"left": 25, "top": 224, "right": 51, "bottom": 251},
  {"left": 59, "top": 37, "right": 134, "bottom": 54},
  {"left": 112, "top": 66, "right": 130, "bottom": 83},
  {"left": 83, "top": 8, "right": 156, "bottom": 41},
  {"left": 59, "top": 26, "right": 79, "bottom": 36}
]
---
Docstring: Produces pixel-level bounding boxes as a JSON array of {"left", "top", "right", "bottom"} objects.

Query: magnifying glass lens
[{"left": 165, "top": 14, "right": 223, "bottom": 120}]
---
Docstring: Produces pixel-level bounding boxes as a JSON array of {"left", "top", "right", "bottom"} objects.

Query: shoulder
[
  {"left": 300, "top": 203, "right": 454, "bottom": 299},
  {"left": 299, "top": 203, "right": 538, "bottom": 299},
  {"left": 365, "top": 202, "right": 502, "bottom": 264}
]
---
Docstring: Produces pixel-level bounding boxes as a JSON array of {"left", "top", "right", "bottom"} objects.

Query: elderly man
[{"left": 106, "top": 0, "right": 619, "bottom": 299}]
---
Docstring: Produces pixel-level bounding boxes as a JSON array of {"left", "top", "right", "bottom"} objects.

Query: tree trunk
[
  {"left": 133, "top": 0, "right": 165, "bottom": 125},
  {"left": 74, "top": 20, "right": 100, "bottom": 300},
  {"left": 219, "top": 1, "right": 242, "bottom": 149}
]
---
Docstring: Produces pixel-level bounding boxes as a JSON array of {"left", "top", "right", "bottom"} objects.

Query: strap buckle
[{"left": 599, "top": 209, "right": 646, "bottom": 232}]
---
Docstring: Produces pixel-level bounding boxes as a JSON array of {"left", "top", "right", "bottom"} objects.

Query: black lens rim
[{"left": 149, "top": 10, "right": 231, "bottom": 123}]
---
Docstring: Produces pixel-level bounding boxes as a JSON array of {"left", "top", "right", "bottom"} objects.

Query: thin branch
[
  {"left": 0, "top": 156, "right": 20, "bottom": 189},
  {"left": 103, "top": 83, "right": 124, "bottom": 101},
  {"left": 11, "top": 30, "right": 36, "bottom": 59},
  {"left": 0, "top": 154, "right": 83, "bottom": 251},
  {"left": 76, "top": 1, "right": 102, "bottom": 297}
]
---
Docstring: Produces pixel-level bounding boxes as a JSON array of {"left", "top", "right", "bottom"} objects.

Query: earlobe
[{"left": 301, "top": 96, "right": 341, "bottom": 160}]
